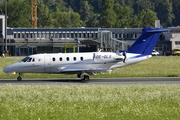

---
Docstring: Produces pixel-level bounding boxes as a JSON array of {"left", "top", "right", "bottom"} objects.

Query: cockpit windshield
[{"left": 21, "top": 57, "right": 35, "bottom": 62}]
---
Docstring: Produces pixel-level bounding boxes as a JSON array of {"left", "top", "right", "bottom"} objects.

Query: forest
[{"left": 0, "top": 0, "right": 179, "bottom": 28}]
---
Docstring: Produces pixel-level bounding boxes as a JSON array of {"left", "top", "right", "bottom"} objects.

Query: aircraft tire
[
  {"left": 80, "top": 75, "right": 90, "bottom": 82},
  {"left": 77, "top": 73, "right": 81, "bottom": 78}
]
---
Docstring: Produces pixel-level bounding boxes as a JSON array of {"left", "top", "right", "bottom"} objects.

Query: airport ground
[
  {"left": 1, "top": 56, "right": 180, "bottom": 79},
  {"left": 1, "top": 56, "right": 180, "bottom": 119},
  {"left": 0, "top": 83, "right": 180, "bottom": 120},
  {"left": 0, "top": 77, "right": 180, "bottom": 85}
]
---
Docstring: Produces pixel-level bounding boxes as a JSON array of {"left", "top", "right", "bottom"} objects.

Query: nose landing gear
[{"left": 17, "top": 73, "right": 23, "bottom": 81}]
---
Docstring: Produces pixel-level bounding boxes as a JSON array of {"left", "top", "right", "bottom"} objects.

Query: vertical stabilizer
[{"left": 127, "top": 28, "right": 169, "bottom": 54}]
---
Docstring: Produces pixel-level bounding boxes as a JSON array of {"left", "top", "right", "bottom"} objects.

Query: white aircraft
[{"left": 3, "top": 28, "right": 169, "bottom": 81}]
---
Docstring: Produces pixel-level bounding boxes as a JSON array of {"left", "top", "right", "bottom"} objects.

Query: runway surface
[{"left": 0, "top": 77, "right": 180, "bottom": 85}]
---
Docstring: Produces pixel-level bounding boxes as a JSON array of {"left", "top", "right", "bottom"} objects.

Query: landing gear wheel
[
  {"left": 17, "top": 76, "right": 22, "bottom": 81},
  {"left": 81, "top": 75, "right": 90, "bottom": 82},
  {"left": 77, "top": 73, "right": 81, "bottom": 78},
  {"left": 84, "top": 75, "right": 89, "bottom": 81}
]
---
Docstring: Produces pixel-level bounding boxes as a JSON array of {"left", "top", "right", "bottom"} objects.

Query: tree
[
  {"left": 113, "top": 3, "right": 133, "bottom": 28},
  {"left": 99, "top": 0, "right": 116, "bottom": 28},
  {"left": 130, "top": 15, "right": 141, "bottom": 28},
  {"left": 137, "top": 9, "right": 158, "bottom": 28},
  {"left": 115, "top": 0, "right": 134, "bottom": 8},
  {"left": 154, "top": 0, "right": 174, "bottom": 27},
  {"left": 79, "top": 1, "right": 94, "bottom": 26},
  {"left": 133, "top": 0, "right": 155, "bottom": 14},
  {"left": 54, "top": 0, "right": 67, "bottom": 11},
  {"left": 64, "top": 0, "right": 81, "bottom": 12},
  {"left": 40, "top": 0, "right": 55, "bottom": 7},
  {"left": 86, "top": 13, "right": 100, "bottom": 27},
  {"left": 54, "top": 7, "right": 82, "bottom": 27},
  {"left": 1, "top": 0, "right": 31, "bottom": 27},
  {"left": 37, "top": 2, "right": 53, "bottom": 28},
  {"left": 171, "top": 0, "right": 180, "bottom": 26},
  {"left": 0, "top": 0, "right": 180, "bottom": 28},
  {"left": 42, "top": 0, "right": 67, "bottom": 12},
  {"left": 70, "top": 11, "right": 82, "bottom": 27},
  {"left": 88, "top": 0, "right": 103, "bottom": 13}
]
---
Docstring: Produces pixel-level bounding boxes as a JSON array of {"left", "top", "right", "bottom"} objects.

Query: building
[
  {"left": 166, "top": 27, "right": 180, "bottom": 52},
  {"left": 0, "top": 15, "right": 178, "bottom": 56},
  {"left": 6, "top": 28, "right": 101, "bottom": 56}
]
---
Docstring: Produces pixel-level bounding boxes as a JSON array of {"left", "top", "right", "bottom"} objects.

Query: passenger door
[{"left": 44, "top": 56, "right": 51, "bottom": 72}]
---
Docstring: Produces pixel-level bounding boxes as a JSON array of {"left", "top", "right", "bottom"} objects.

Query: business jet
[{"left": 3, "top": 28, "right": 169, "bottom": 81}]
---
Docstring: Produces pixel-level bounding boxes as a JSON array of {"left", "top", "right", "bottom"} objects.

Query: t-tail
[{"left": 127, "top": 28, "right": 169, "bottom": 55}]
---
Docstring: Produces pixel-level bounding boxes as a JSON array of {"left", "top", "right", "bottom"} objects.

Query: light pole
[
  {"left": 121, "top": 28, "right": 127, "bottom": 50},
  {"left": 122, "top": 28, "right": 124, "bottom": 50},
  {"left": 75, "top": 38, "right": 80, "bottom": 53},
  {"left": 4, "top": 0, "right": 7, "bottom": 53}
]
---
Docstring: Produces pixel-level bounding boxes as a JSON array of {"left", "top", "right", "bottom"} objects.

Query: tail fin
[{"left": 127, "top": 28, "right": 169, "bottom": 54}]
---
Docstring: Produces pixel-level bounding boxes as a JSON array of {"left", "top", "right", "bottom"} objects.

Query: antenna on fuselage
[{"left": 98, "top": 48, "right": 102, "bottom": 52}]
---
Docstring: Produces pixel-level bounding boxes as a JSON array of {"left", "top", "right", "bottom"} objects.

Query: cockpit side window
[
  {"left": 27, "top": 58, "right": 32, "bottom": 62},
  {"left": 21, "top": 57, "right": 34, "bottom": 62},
  {"left": 21, "top": 57, "right": 29, "bottom": 62}
]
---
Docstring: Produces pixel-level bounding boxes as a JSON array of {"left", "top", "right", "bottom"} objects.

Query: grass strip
[{"left": 0, "top": 84, "right": 180, "bottom": 120}]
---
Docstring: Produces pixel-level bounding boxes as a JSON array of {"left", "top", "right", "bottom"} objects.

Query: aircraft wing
[
  {"left": 58, "top": 57, "right": 123, "bottom": 74},
  {"left": 59, "top": 64, "right": 111, "bottom": 73},
  {"left": 61, "top": 68, "right": 109, "bottom": 72}
]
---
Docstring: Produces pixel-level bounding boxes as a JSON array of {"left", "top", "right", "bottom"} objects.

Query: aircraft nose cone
[
  {"left": 3, "top": 63, "right": 17, "bottom": 74},
  {"left": 3, "top": 66, "right": 10, "bottom": 73},
  {"left": 3, "top": 66, "right": 16, "bottom": 74}
]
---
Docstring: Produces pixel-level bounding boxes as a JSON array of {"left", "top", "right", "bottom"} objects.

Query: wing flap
[{"left": 61, "top": 68, "right": 109, "bottom": 72}]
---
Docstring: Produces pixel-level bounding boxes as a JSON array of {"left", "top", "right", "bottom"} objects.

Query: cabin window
[
  {"left": 59, "top": 57, "right": 62, "bottom": 61},
  {"left": 73, "top": 57, "right": 76, "bottom": 61},
  {"left": 52, "top": 57, "right": 55, "bottom": 61},
  {"left": 66, "top": 57, "right": 69, "bottom": 61},
  {"left": 32, "top": 58, "right": 35, "bottom": 62},
  {"left": 80, "top": 57, "right": 83, "bottom": 61}
]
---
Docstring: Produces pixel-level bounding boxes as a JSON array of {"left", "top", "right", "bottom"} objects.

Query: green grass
[
  {"left": 1, "top": 57, "right": 180, "bottom": 119},
  {"left": 0, "top": 85, "right": 180, "bottom": 120},
  {"left": 1, "top": 56, "right": 180, "bottom": 79}
]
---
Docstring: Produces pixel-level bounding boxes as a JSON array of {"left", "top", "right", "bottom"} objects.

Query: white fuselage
[{"left": 3, "top": 52, "right": 151, "bottom": 75}]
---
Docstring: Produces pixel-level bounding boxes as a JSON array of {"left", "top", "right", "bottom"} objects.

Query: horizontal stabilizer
[
  {"left": 127, "top": 28, "right": 169, "bottom": 55},
  {"left": 142, "top": 28, "right": 169, "bottom": 33}
]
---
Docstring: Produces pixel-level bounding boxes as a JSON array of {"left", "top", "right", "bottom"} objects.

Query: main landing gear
[
  {"left": 17, "top": 73, "right": 23, "bottom": 81},
  {"left": 122, "top": 51, "right": 127, "bottom": 63},
  {"left": 77, "top": 73, "right": 90, "bottom": 82}
]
